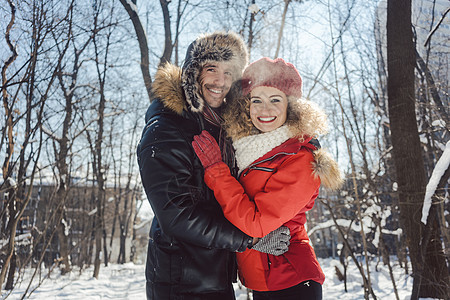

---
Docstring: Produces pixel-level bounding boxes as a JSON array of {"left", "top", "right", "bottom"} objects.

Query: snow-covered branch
[{"left": 421, "top": 141, "right": 450, "bottom": 224}]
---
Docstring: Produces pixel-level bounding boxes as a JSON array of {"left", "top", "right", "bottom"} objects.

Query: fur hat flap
[{"left": 182, "top": 31, "right": 248, "bottom": 112}]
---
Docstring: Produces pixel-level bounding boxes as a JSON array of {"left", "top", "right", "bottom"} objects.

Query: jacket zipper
[{"left": 242, "top": 151, "right": 297, "bottom": 177}]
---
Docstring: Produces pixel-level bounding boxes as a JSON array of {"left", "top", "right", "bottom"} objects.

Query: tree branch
[
  {"left": 119, "top": 0, "right": 153, "bottom": 101},
  {"left": 424, "top": 7, "right": 450, "bottom": 47}
]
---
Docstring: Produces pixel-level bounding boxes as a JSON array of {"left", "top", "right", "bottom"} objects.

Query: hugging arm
[
  {"left": 138, "top": 123, "right": 251, "bottom": 252},
  {"left": 192, "top": 131, "right": 292, "bottom": 255}
]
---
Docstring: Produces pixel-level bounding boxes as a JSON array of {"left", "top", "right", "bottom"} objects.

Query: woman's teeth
[{"left": 258, "top": 117, "right": 276, "bottom": 122}]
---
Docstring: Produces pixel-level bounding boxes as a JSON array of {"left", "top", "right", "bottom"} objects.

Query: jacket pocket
[{"left": 149, "top": 229, "right": 184, "bottom": 284}]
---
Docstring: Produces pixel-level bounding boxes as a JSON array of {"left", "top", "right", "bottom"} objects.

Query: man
[{"left": 137, "top": 32, "right": 289, "bottom": 299}]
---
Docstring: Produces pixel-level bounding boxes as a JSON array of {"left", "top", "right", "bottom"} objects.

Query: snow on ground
[{"left": 2, "top": 257, "right": 430, "bottom": 300}]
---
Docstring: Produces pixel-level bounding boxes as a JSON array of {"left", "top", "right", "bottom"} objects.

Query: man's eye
[{"left": 225, "top": 71, "right": 232, "bottom": 76}]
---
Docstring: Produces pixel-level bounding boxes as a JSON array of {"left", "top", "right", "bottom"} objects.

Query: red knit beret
[{"left": 241, "top": 57, "right": 302, "bottom": 98}]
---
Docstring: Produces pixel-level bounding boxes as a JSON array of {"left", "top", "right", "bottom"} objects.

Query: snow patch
[{"left": 421, "top": 141, "right": 450, "bottom": 224}]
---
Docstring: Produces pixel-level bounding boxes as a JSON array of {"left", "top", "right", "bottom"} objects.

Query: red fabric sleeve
[{"left": 204, "top": 151, "right": 320, "bottom": 237}]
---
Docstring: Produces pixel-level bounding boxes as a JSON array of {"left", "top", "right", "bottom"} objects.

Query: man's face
[{"left": 198, "top": 62, "right": 233, "bottom": 108}]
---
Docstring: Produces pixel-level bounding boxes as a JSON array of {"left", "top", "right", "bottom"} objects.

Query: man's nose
[{"left": 214, "top": 73, "right": 225, "bottom": 86}]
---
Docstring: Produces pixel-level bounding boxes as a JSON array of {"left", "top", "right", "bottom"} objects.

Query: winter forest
[{"left": 0, "top": 0, "right": 448, "bottom": 299}]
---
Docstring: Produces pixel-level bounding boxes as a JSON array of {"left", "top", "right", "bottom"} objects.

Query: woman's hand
[
  {"left": 192, "top": 130, "right": 223, "bottom": 169},
  {"left": 250, "top": 226, "right": 290, "bottom": 256}
]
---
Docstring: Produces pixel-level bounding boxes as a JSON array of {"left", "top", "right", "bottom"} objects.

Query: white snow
[
  {"left": 125, "top": 0, "right": 138, "bottom": 13},
  {"left": 6, "top": 177, "right": 17, "bottom": 188},
  {"left": 421, "top": 141, "right": 450, "bottom": 224},
  {"left": 2, "top": 257, "right": 435, "bottom": 300}
]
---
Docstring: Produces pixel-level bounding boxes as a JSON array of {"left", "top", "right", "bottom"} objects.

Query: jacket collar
[
  {"left": 233, "top": 124, "right": 343, "bottom": 190},
  {"left": 234, "top": 125, "right": 298, "bottom": 173}
]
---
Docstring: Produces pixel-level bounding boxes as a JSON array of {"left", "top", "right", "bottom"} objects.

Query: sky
[{"left": 3, "top": 257, "right": 439, "bottom": 300}]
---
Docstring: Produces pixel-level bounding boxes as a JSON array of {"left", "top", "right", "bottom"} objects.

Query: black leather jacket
[{"left": 137, "top": 95, "right": 251, "bottom": 298}]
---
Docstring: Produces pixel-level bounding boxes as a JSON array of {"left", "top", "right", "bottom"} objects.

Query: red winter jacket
[{"left": 204, "top": 137, "right": 325, "bottom": 292}]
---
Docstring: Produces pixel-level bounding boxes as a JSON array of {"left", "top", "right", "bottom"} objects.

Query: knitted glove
[
  {"left": 251, "top": 226, "right": 290, "bottom": 256},
  {"left": 192, "top": 130, "right": 223, "bottom": 169}
]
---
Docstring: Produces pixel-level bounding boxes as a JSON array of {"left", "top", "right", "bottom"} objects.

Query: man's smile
[{"left": 207, "top": 87, "right": 223, "bottom": 94}]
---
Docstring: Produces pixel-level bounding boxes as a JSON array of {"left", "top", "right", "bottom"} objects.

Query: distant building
[{"left": 1, "top": 179, "right": 143, "bottom": 269}]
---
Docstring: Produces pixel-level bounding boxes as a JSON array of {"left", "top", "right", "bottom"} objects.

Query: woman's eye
[
  {"left": 271, "top": 98, "right": 281, "bottom": 103},
  {"left": 251, "top": 99, "right": 261, "bottom": 104}
]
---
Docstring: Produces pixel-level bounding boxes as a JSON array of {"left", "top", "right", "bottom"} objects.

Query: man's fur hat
[{"left": 181, "top": 31, "right": 248, "bottom": 112}]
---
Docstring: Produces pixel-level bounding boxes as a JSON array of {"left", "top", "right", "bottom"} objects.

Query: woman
[{"left": 192, "top": 57, "right": 343, "bottom": 300}]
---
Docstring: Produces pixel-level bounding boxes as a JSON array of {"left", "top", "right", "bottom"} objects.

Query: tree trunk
[
  {"left": 56, "top": 206, "right": 71, "bottom": 274},
  {"left": 2, "top": 182, "right": 17, "bottom": 290},
  {"left": 386, "top": 1, "right": 428, "bottom": 298},
  {"left": 420, "top": 165, "right": 450, "bottom": 297},
  {"left": 5, "top": 252, "right": 16, "bottom": 290},
  {"left": 247, "top": 0, "right": 256, "bottom": 60},
  {"left": 0, "top": 0, "right": 17, "bottom": 289},
  {"left": 159, "top": 0, "right": 173, "bottom": 66}
]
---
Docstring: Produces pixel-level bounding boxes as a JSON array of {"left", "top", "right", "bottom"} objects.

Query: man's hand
[
  {"left": 192, "top": 130, "right": 223, "bottom": 169},
  {"left": 251, "top": 226, "right": 290, "bottom": 256}
]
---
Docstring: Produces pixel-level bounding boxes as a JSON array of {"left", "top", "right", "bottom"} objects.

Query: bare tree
[
  {"left": 90, "top": 3, "right": 112, "bottom": 278},
  {"left": 387, "top": 1, "right": 439, "bottom": 298},
  {"left": 44, "top": 1, "right": 79, "bottom": 275},
  {"left": 0, "top": 0, "right": 70, "bottom": 289},
  {"left": 119, "top": 0, "right": 152, "bottom": 100},
  {"left": 1, "top": 13, "right": 19, "bottom": 290}
]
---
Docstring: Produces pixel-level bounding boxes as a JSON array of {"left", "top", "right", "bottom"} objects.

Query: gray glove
[{"left": 251, "top": 226, "right": 290, "bottom": 256}]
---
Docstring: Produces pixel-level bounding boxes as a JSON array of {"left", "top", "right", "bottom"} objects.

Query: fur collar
[
  {"left": 312, "top": 148, "right": 343, "bottom": 190},
  {"left": 181, "top": 31, "right": 248, "bottom": 112},
  {"left": 151, "top": 32, "right": 248, "bottom": 115},
  {"left": 234, "top": 124, "right": 343, "bottom": 190}
]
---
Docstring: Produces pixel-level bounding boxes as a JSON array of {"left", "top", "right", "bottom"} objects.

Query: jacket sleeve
[
  {"left": 204, "top": 151, "right": 320, "bottom": 238},
  {"left": 137, "top": 116, "right": 250, "bottom": 252}
]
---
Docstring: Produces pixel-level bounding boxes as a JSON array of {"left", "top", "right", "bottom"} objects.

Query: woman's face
[{"left": 250, "top": 86, "right": 288, "bottom": 133}]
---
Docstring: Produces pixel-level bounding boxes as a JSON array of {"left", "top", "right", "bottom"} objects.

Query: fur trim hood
[
  {"left": 181, "top": 31, "right": 248, "bottom": 112},
  {"left": 151, "top": 31, "right": 248, "bottom": 115}
]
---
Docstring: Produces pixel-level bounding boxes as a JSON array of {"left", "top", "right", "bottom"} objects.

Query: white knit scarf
[{"left": 233, "top": 125, "right": 293, "bottom": 173}]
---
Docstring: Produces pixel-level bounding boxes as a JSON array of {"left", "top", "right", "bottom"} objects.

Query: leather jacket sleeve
[{"left": 137, "top": 112, "right": 250, "bottom": 252}]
